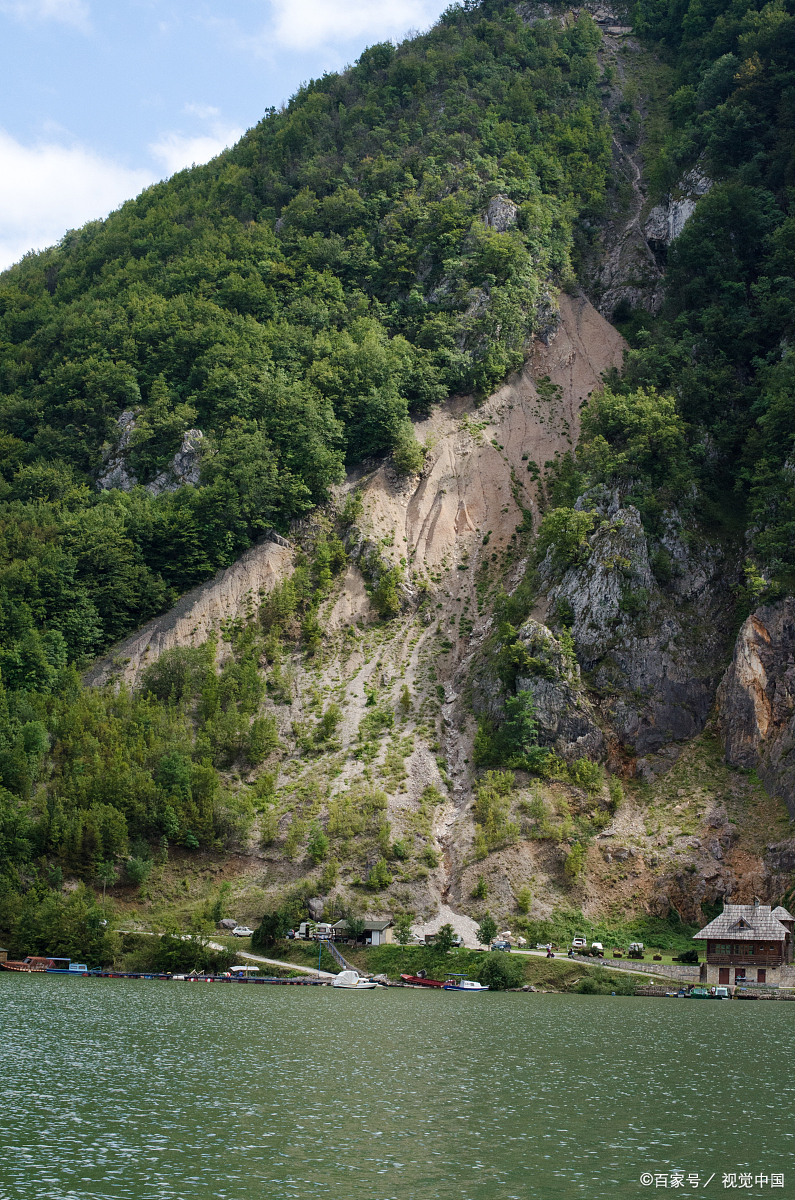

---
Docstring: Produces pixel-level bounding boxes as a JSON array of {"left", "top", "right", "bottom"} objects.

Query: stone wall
[{"left": 571, "top": 954, "right": 699, "bottom": 981}]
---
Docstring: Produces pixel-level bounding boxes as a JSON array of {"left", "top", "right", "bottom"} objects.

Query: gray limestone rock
[
  {"left": 218, "top": 918, "right": 238, "bottom": 930},
  {"left": 483, "top": 194, "right": 518, "bottom": 232},
  {"left": 539, "top": 500, "right": 731, "bottom": 756},
  {"left": 307, "top": 897, "right": 324, "bottom": 920},
  {"left": 97, "top": 410, "right": 139, "bottom": 491},
  {"left": 147, "top": 429, "right": 204, "bottom": 495},
  {"left": 644, "top": 169, "right": 712, "bottom": 246}
]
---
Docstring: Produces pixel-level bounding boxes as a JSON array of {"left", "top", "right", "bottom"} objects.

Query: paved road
[
  {"left": 118, "top": 930, "right": 337, "bottom": 979},
  {"left": 206, "top": 943, "right": 336, "bottom": 979}
]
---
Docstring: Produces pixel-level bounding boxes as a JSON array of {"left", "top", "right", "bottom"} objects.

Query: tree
[
  {"left": 251, "top": 909, "right": 290, "bottom": 949},
  {"left": 477, "top": 915, "right": 498, "bottom": 947},
  {"left": 502, "top": 691, "right": 539, "bottom": 759},
  {"left": 96, "top": 860, "right": 117, "bottom": 907},
  {"left": 434, "top": 922, "right": 456, "bottom": 954},
  {"left": 394, "top": 911, "right": 414, "bottom": 945}
]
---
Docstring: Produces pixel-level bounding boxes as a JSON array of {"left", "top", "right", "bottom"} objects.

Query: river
[{"left": 1, "top": 974, "right": 792, "bottom": 1199}]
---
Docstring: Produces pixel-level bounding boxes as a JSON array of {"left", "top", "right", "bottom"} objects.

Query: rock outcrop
[
  {"left": 539, "top": 500, "right": 733, "bottom": 759},
  {"left": 96, "top": 410, "right": 138, "bottom": 491},
  {"left": 96, "top": 411, "right": 205, "bottom": 495},
  {"left": 644, "top": 168, "right": 712, "bottom": 247},
  {"left": 717, "top": 600, "right": 795, "bottom": 815},
  {"left": 514, "top": 621, "right": 605, "bottom": 760},
  {"left": 483, "top": 194, "right": 518, "bottom": 232},
  {"left": 146, "top": 429, "right": 204, "bottom": 495}
]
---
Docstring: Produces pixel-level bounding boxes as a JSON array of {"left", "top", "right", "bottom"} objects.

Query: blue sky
[{"left": 0, "top": 0, "right": 450, "bottom": 270}]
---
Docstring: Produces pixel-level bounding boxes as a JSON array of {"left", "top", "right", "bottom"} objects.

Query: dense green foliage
[
  {"left": 0, "top": 0, "right": 609, "bottom": 669},
  {"left": 603, "top": 0, "right": 795, "bottom": 587}
]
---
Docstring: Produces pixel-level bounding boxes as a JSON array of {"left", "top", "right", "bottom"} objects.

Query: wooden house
[{"left": 694, "top": 899, "right": 794, "bottom": 987}]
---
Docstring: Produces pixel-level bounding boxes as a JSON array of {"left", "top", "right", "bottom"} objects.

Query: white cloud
[
  {"left": 149, "top": 115, "right": 244, "bottom": 176},
  {"left": 0, "top": 129, "right": 151, "bottom": 271},
  {"left": 258, "top": 0, "right": 443, "bottom": 52},
  {"left": 0, "top": 0, "right": 91, "bottom": 32}
]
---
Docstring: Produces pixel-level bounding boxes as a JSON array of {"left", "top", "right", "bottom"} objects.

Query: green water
[{"left": 1, "top": 974, "right": 793, "bottom": 1200}]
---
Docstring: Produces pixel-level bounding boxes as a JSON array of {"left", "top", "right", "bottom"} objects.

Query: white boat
[
  {"left": 442, "top": 974, "right": 489, "bottom": 991},
  {"left": 332, "top": 969, "right": 380, "bottom": 990}
]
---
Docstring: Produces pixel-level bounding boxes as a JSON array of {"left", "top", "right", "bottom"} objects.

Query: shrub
[
  {"left": 472, "top": 874, "right": 488, "bottom": 900},
  {"left": 568, "top": 758, "right": 604, "bottom": 794},
  {"left": 392, "top": 428, "right": 426, "bottom": 475},
  {"left": 477, "top": 952, "right": 525, "bottom": 991},
  {"left": 366, "top": 858, "right": 392, "bottom": 890},
  {"left": 126, "top": 857, "right": 152, "bottom": 886},
  {"left": 515, "top": 885, "right": 533, "bottom": 913},
  {"left": 421, "top": 844, "right": 439, "bottom": 868},
  {"left": 535, "top": 508, "right": 597, "bottom": 570},
  {"left": 319, "top": 859, "right": 338, "bottom": 891},
  {"left": 307, "top": 822, "right": 329, "bottom": 863},
  {"left": 564, "top": 842, "right": 588, "bottom": 881}
]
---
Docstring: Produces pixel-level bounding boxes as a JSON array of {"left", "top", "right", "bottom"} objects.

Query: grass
[{"left": 253, "top": 940, "right": 663, "bottom": 991}]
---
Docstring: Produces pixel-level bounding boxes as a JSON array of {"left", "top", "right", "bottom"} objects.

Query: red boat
[{"left": 400, "top": 971, "right": 444, "bottom": 988}]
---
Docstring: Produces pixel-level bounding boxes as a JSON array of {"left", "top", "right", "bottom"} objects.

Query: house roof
[
  {"left": 694, "top": 904, "right": 790, "bottom": 941},
  {"left": 771, "top": 906, "right": 794, "bottom": 922},
  {"left": 332, "top": 919, "right": 392, "bottom": 932}
]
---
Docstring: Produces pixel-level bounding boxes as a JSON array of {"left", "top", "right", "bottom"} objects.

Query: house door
[
  {"left": 757, "top": 969, "right": 766, "bottom": 984},
  {"left": 719, "top": 968, "right": 730, "bottom": 985}
]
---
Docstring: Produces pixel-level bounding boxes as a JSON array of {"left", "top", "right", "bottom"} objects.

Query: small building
[
  {"left": 332, "top": 919, "right": 394, "bottom": 946},
  {"left": 694, "top": 900, "right": 794, "bottom": 987}
]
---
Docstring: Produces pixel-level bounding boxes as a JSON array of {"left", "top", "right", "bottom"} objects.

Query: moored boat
[
  {"left": 442, "top": 974, "right": 488, "bottom": 992},
  {"left": 332, "top": 969, "right": 380, "bottom": 989},
  {"left": 400, "top": 970, "right": 444, "bottom": 988},
  {"left": 3, "top": 956, "right": 89, "bottom": 974}
]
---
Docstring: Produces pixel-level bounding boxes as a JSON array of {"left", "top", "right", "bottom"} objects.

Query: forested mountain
[{"left": 1, "top": 0, "right": 794, "bottom": 961}]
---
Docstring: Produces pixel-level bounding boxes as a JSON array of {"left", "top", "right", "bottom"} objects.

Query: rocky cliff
[{"left": 717, "top": 601, "right": 795, "bottom": 817}]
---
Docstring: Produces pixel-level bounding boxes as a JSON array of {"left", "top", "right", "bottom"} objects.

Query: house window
[{"left": 715, "top": 943, "right": 732, "bottom": 955}]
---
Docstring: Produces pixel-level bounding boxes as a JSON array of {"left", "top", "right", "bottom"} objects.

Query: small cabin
[
  {"left": 331, "top": 919, "right": 394, "bottom": 946},
  {"left": 694, "top": 900, "right": 794, "bottom": 987}
]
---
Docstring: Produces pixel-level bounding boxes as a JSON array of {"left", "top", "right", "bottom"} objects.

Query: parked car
[
  {"left": 232, "top": 926, "right": 254, "bottom": 937},
  {"left": 571, "top": 937, "right": 587, "bottom": 952},
  {"left": 491, "top": 940, "right": 512, "bottom": 952}
]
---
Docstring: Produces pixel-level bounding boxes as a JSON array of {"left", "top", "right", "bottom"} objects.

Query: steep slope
[{"left": 3, "top": 0, "right": 795, "bottom": 960}]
